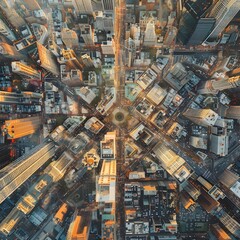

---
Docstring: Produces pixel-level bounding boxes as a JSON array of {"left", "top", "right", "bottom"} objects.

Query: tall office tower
[
  {"left": 0, "top": 42, "right": 25, "bottom": 60},
  {"left": 92, "top": 0, "right": 103, "bottom": 11},
  {"left": 61, "top": 28, "right": 79, "bottom": 49},
  {"left": 79, "top": 24, "right": 95, "bottom": 47},
  {"left": 130, "top": 24, "right": 141, "bottom": 47},
  {"left": 101, "top": 0, "right": 114, "bottom": 12},
  {"left": 72, "top": 0, "right": 94, "bottom": 15},
  {"left": 0, "top": 153, "right": 73, "bottom": 236},
  {"left": 0, "top": 4, "right": 25, "bottom": 29},
  {"left": 224, "top": 106, "right": 240, "bottom": 119},
  {"left": 60, "top": 49, "right": 83, "bottom": 70},
  {"left": 205, "top": 0, "right": 240, "bottom": 42},
  {"left": 198, "top": 76, "right": 240, "bottom": 94},
  {"left": 0, "top": 0, "right": 10, "bottom": 8},
  {"left": 125, "top": 37, "right": 136, "bottom": 67},
  {"left": 37, "top": 42, "right": 60, "bottom": 76},
  {"left": 47, "top": 154, "right": 74, "bottom": 181},
  {"left": 187, "top": 18, "right": 216, "bottom": 45},
  {"left": 95, "top": 159, "right": 116, "bottom": 240},
  {"left": 100, "top": 131, "right": 116, "bottom": 160},
  {"left": 21, "top": 0, "right": 41, "bottom": 11},
  {"left": 164, "top": 26, "right": 177, "bottom": 46},
  {"left": 81, "top": 54, "right": 94, "bottom": 67},
  {"left": 0, "top": 91, "right": 42, "bottom": 105},
  {"left": 2, "top": 116, "right": 42, "bottom": 139},
  {"left": 11, "top": 61, "right": 40, "bottom": 79},
  {"left": 143, "top": 20, "right": 156, "bottom": 46},
  {"left": 0, "top": 19, "right": 16, "bottom": 42},
  {"left": 0, "top": 141, "right": 55, "bottom": 204},
  {"left": 96, "top": 159, "right": 116, "bottom": 202},
  {"left": 183, "top": 108, "right": 219, "bottom": 127},
  {"left": 177, "top": 0, "right": 214, "bottom": 45}
]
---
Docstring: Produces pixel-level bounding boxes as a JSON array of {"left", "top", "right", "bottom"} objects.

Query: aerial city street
[{"left": 0, "top": 0, "right": 240, "bottom": 239}]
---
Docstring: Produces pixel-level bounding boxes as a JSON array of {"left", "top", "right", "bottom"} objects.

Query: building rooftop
[
  {"left": 147, "top": 84, "right": 167, "bottom": 105},
  {"left": 84, "top": 117, "right": 104, "bottom": 134},
  {"left": 136, "top": 68, "right": 157, "bottom": 90},
  {"left": 189, "top": 136, "right": 208, "bottom": 150},
  {"left": 100, "top": 131, "right": 116, "bottom": 160},
  {"left": 69, "top": 133, "right": 90, "bottom": 155},
  {"left": 210, "top": 134, "right": 229, "bottom": 156},
  {"left": 54, "top": 203, "right": 68, "bottom": 224},
  {"left": 129, "top": 124, "right": 154, "bottom": 145}
]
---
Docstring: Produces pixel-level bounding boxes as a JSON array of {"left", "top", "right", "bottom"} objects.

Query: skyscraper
[
  {"left": 0, "top": 3, "right": 25, "bottom": 29},
  {"left": 81, "top": 54, "right": 94, "bottom": 67},
  {"left": 124, "top": 37, "right": 136, "bottom": 67},
  {"left": 79, "top": 24, "right": 95, "bottom": 47},
  {"left": 101, "top": 0, "right": 114, "bottom": 12},
  {"left": 164, "top": 26, "right": 177, "bottom": 46},
  {"left": 0, "top": 42, "right": 26, "bottom": 60},
  {"left": 143, "top": 20, "right": 156, "bottom": 46},
  {"left": 183, "top": 109, "right": 219, "bottom": 127},
  {"left": 0, "top": 91, "right": 42, "bottom": 105},
  {"left": 96, "top": 159, "right": 116, "bottom": 203},
  {"left": 224, "top": 106, "right": 240, "bottom": 119},
  {"left": 0, "top": 19, "right": 16, "bottom": 42},
  {"left": 61, "top": 28, "right": 79, "bottom": 49},
  {"left": 204, "top": 0, "right": 240, "bottom": 42},
  {"left": 60, "top": 49, "right": 83, "bottom": 70},
  {"left": 11, "top": 61, "right": 41, "bottom": 79},
  {"left": 21, "top": 0, "right": 40, "bottom": 11},
  {"left": 100, "top": 131, "right": 116, "bottom": 160},
  {"left": 198, "top": 76, "right": 240, "bottom": 94},
  {"left": 2, "top": 116, "right": 42, "bottom": 139},
  {"left": 187, "top": 18, "right": 215, "bottom": 45},
  {"left": 0, "top": 141, "right": 55, "bottom": 204},
  {"left": 72, "top": 0, "right": 94, "bottom": 15},
  {"left": 177, "top": 0, "right": 213, "bottom": 45},
  {"left": 37, "top": 42, "right": 60, "bottom": 76}
]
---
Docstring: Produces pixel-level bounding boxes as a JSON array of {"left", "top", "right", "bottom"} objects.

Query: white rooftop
[{"left": 230, "top": 181, "right": 240, "bottom": 199}]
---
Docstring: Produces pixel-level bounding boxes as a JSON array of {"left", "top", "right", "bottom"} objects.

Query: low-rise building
[
  {"left": 136, "top": 68, "right": 157, "bottom": 90},
  {"left": 75, "top": 87, "right": 96, "bottom": 104},
  {"left": 69, "top": 133, "right": 90, "bottom": 155},
  {"left": 63, "top": 116, "right": 86, "bottom": 134},
  {"left": 84, "top": 117, "right": 104, "bottom": 134},
  {"left": 130, "top": 124, "right": 154, "bottom": 145},
  {"left": 136, "top": 98, "right": 155, "bottom": 118},
  {"left": 147, "top": 84, "right": 167, "bottom": 105},
  {"left": 189, "top": 136, "right": 208, "bottom": 150},
  {"left": 67, "top": 211, "right": 91, "bottom": 240},
  {"left": 54, "top": 203, "right": 68, "bottom": 224}
]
